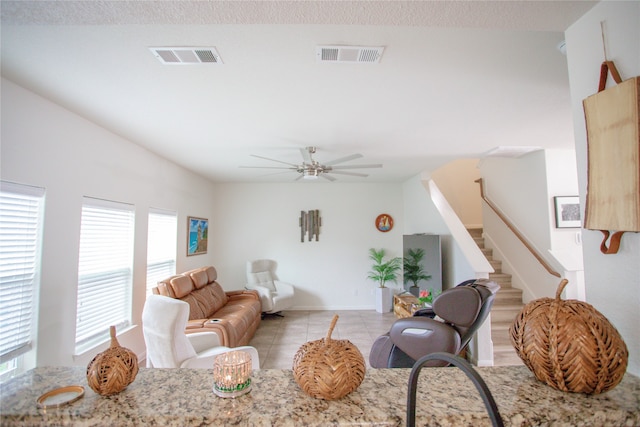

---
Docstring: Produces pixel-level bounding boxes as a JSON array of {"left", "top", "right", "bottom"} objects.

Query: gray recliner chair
[{"left": 369, "top": 279, "right": 500, "bottom": 368}]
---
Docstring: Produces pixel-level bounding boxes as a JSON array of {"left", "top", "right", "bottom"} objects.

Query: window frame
[
  {"left": 75, "top": 197, "right": 134, "bottom": 354},
  {"left": 0, "top": 181, "right": 45, "bottom": 380},
  {"left": 146, "top": 208, "right": 177, "bottom": 295}
]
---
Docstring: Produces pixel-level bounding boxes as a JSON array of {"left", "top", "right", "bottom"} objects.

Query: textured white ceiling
[
  {"left": 1, "top": 1, "right": 595, "bottom": 29},
  {"left": 1, "top": 1, "right": 597, "bottom": 183}
]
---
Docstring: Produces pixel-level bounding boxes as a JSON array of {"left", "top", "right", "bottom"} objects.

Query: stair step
[
  {"left": 489, "top": 273, "right": 512, "bottom": 287},
  {"left": 473, "top": 237, "right": 485, "bottom": 248},
  {"left": 491, "top": 304, "right": 523, "bottom": 323},
  {"left": 494, "top": 288, "right": 522, "bottom": 304},
  {"left": 491, "top": 321, "right": 513, "bottom": 332},
  {"left": 488, "top": 259, "right": 502, "bottom": 272},
  {"left": 467, "top": 228, "right": 483, "bottom": 238},
  {"left": 491, "top": 302, "right": 523, "bottom": 311},
  {"left": 491, "top": 330, "right": 513, "bottom": 346},
  {"left": 481, "top": 247, "right": 493, "bottom": 257}
]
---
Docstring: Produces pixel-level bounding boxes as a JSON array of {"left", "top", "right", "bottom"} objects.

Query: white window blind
[
  {"left": 146, "top": 209, "right": 177, "bottom": 295},
  {"left": 75, "top": 197, "right": 134, "bottom": 353},
  {"left": 0, "top": 181, "right": 44, "bottom": 364}
]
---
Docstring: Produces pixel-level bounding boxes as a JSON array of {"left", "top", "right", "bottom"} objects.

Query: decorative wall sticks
[{"left": 300, "top": 210, "right": 321, "bottom": 242}]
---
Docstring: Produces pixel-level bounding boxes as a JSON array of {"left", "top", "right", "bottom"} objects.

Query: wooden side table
[{"left": 393, "top": 294, "right": 420, "bottom": 318}]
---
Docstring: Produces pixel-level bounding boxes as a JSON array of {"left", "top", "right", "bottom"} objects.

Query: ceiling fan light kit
[
  {"left": 241, "top": 146, "right": 382, "bottom": 182},
  {"left": 303, "top": 169, "right": 319, "bottom": 180}
]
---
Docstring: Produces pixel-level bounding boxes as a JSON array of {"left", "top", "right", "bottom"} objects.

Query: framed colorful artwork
[
  {"left": 187, "top": 216, "right": 208, "bottom": 255},
  {"left": 554, "top": 196, "right": 581, "bottom": 228},
  {"left": 375, "top": 214, "right": 393, "bottom": 232}
]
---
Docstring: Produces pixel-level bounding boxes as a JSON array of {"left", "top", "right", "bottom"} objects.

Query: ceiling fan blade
[
  {"left": 324, "top": 153, "right": 363, "bottom": 166},
  {"left": 320, "top": 173, "right": 337, "bottom": 181},
  {"left": 330, "top": 164, "right": 382, "bottom": 170},
  {"left": 253, "top": 170, "right": 299, "bottom": 178},
  {"left": 239, "top": 165, "right": 297, "bottom": 170},
  {"left": 250, "top": 154, "right": 299, "bottom": 167},
  {"left": 300, "top": 147, "right": 313, "bottom": 163},
  {"left": 328, "top": 170, "right": 369, "bottom": 177}
]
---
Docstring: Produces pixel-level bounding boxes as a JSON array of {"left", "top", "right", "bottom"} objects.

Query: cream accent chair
[
  {"left": 142, "top": 294, "right": 259, "bottom": 369},
  {"left": 245, "top": 259, "right": 295, "bottom": 317}
]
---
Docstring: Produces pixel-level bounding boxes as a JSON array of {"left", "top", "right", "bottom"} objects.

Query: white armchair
[
  {"left": 142, "top": 294, "right": 259, "bottom": 369},
  {"left": 246, "top": 259, "right": 295, "bottom": 317}
]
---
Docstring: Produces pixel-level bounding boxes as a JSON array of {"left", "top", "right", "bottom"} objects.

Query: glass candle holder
[{"left": 212, "top": 350, "right": 252, "bottom": 398}]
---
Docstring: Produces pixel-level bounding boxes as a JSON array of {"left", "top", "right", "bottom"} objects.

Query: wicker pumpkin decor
[
  {"left": 86, "top": 326, "right": 139, "bottom": 396},
  {"left": 510, "top": 279, "right": 628, "bottom": 394},
  {"left": 292, "top": 315, "right": 365, "bottom": 400}
]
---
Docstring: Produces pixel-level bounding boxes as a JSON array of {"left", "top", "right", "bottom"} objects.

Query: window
[
  {"left": 146, "top": 209, "right": 177, "bottom": 295},
  {"left": 75, "top": 197, "right": 134, "bottom": 353},
  {"left": 0, "top": 181, "right": 45, "bottom": 380}
]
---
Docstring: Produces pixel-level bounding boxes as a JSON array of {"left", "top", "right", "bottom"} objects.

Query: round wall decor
[{"left": 375, "top": 214, "right": 393, "bottom": 232}]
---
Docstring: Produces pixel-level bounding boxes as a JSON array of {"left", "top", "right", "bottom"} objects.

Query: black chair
[{"left": 369, "top": 279, "right": 500, "bottom": 368}]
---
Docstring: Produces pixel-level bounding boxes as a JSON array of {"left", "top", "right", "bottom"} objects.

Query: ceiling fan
[{"left": 240, "top": 147, "right": 382, "bottom": 181}]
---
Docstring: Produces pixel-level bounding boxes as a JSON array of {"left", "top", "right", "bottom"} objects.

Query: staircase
[{"left": 468, "top": 228, "right": 524, "bottom": 366}]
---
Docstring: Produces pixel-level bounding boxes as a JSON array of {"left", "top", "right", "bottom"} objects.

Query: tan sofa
[{"left": 152, "top": 266, "right": 261, "bottom": 347}]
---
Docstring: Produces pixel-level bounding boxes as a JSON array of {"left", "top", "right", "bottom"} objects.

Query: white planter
[{"left": 375, "top": 287, "right": 393, "bottom": 313}]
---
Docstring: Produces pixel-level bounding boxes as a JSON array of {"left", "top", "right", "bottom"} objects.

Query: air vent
[
  {"left": 316, "top": 46, "right": 384, "bottom": 63},
  {"left": 149, "top": 47, "right": 223, "bottom": 65}
]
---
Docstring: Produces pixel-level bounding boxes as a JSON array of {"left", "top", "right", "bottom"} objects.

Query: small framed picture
[
  {"left": 554, "top": 196, "right": 581, "bottom": 228},
  {"left": 375, "top": 214, "right": 393, "bottom": 232},
  {"left": 187, "top": 216, "right": 208, "bottom": 255}
]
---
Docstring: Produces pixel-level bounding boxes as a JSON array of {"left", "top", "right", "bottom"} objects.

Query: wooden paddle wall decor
[{"left": 582, "top": 60, "right": 640, "bottom": 254}]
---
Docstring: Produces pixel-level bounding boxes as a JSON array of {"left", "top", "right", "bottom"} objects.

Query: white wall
[
  {"left": 478, "top": 150, "right": 582, "bottom": 301},
  {"left": 481, "top": 203, "right": 561, "bottom": 303},
  {"left": 1, "top": 78, "right": 219, "bottom": 368},
  {"left": 1, "top": 76, "right": 432, "bottom": 371},
  {"left": 402, "top": 176, "right": 459, "bottom": 288},
  {"left": 545, "top": 149, "right": 582, "bottom": 252},
  {"left": 212, "top": 183, "right": 404, "bottom": 309},
  {"left": 479, "top": 152, "right": 556, "bottom": 300},
  {"left": 402, "top": 176, "right": 487, "bottom": 290},
  {"left": 480, "top": 151, "right": 553, "bottom": 251},
  {"left": 431, "top": 158, "right": 483, "bottom": 228},
  {"left": 565, "top": 1, "right": 640, "bottom": 376},
  {"left": 402, "top": 174, "right": 450, "bottom": 236}
]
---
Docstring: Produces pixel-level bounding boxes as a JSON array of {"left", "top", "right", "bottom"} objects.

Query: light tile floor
[{"left": 249, "top": 310, "right": 397, "bottom": 369}]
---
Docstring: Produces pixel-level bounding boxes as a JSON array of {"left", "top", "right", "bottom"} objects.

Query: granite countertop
[{"left": 1, "top": 365, "right": 639, "bottom": 426}]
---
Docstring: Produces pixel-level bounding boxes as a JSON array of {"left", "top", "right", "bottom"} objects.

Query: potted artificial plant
[
  {"left": 367, "top": 248, "right": 401, "bottom": 313},
  {"left": 403, "top": 248, "right": 432, "bottom": 297}
]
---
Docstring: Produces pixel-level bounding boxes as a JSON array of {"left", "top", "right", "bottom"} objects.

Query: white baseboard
[
  {"left": 476, "top": 358, "right": 494, "bottom": 367},
  {"left": 137, "top": 350, "right": 147, "bottom": 367}
]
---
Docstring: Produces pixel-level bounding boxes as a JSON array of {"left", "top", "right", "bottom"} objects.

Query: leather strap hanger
[
  {"left": 598, "top": 60, "right": 622, "bottom": 92},
  {"left": 599, "top": 230, "right": 625, "bottom": 254}
]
